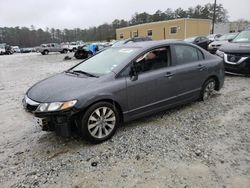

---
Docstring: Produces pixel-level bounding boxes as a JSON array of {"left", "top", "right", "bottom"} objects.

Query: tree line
[{"left": 0, "top": 3, "right": 228, "bottom": 47}]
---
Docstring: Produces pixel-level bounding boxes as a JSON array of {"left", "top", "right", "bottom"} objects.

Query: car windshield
[
  {"left": 184, "top": 37, "right": 196, "bottom": 42},
  {"left": 218, "top": 33, "right": 238, "bottom": 41},
  {"left": 71, "top": 47, "right": 139, "bottom": 75},
  {"left": 232, "top": 30, "right": 250, "bottom": 43}
]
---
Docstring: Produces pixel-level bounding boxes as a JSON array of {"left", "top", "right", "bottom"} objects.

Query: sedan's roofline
[{"left": 112, "top": 40, "right": 187, "bottom": 49}]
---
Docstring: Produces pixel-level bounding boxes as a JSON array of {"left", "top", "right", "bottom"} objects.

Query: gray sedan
[{"left": 23, "top": 40, "right": 225, "bottom": 143}]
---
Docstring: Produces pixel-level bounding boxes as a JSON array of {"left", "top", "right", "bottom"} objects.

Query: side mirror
[{"left": 130, "top": 63, "right": 138, "bottom": 81}]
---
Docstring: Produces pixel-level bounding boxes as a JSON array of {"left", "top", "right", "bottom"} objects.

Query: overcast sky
[{"left": 0, "top": 0, "right": 249, "bottom": 29}]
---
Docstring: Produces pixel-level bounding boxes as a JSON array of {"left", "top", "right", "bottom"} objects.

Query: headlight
[
  {"left": 216, "top": 50, "right": 224, "bottom": 58},
  {"left": 36, "top": 100, "right": 77, "bottom": 112}
]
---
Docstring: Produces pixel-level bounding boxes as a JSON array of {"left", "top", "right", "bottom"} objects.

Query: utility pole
[{"left": 212, "top": 0, "right": 217, "bottom": 34}]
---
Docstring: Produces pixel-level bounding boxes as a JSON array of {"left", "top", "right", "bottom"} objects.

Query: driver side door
[{"left": 125, "top": 46, "right": 179, "bottom": 117}]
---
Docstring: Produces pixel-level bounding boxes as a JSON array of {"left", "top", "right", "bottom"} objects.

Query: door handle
[
  {"left": 197, "top": 64, "right": 207, "bottom": 71},
  {"left": 164, "top": 72, "right": 175, "bottom": 78}
]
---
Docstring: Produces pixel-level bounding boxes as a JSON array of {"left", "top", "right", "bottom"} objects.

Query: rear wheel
[
  {"left": 79, "top": 102, "right": 120, "bottom": 143},
  {"left": 200, "top": 78, "right": 216, "bottom": 101},
  {"left": 63, "top": 49, "right": 68, "bottom": 54}
]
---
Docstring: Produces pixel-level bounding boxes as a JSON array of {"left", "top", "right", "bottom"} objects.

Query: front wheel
[
  {"left": 79, "top": 102, "right": 120, "bottom": 143},
  {"left": 200, "top": 78, "right": 216, "bottom": 101}
]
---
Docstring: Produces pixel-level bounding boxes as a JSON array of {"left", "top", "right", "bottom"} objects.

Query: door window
[
  {"left": 134, "top": 47, "right": 170, "bottom": 74},
  {"left": 174, "top": 45, "right": 203, "bottom": 65}
]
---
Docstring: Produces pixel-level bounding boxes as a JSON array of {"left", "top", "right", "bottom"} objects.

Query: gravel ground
[{"left": 0, "top": 53, "right": 250, "bottom": 188}]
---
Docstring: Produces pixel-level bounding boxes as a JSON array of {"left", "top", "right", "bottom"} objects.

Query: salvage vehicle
[
  {"left": 23, "top": 40, "right": 224, "bottom": 143},
  {"left": 38, "top": 43, "right": 68, "bottom": 55},
  {"left": 216, "top": 30, "right": 250, "bottom": 76},
  {"left": 184, "top": 36, "right": 210, "bottom": 50},
  {"left": 0, "top": 43, "right": 13, "bottom": 55},
  {"left": 74, "top": 44, "right": 103, "bottom": 59},
  {"left": 0, "top": 43, "right": 5, "bottom": 55},
  {"left": 12, "top": 46, "right": 21, "bottom": 53},
  {"left": 208, "top": 32, "right": 238, "bottom": 54}
]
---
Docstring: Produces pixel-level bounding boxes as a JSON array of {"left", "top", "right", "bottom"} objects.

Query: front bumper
[
  {"left": 224, "top": 53, "right": 250, "bottom": 76},
  {"left": 22, "top": 96, "right": 79, "bottom": 137}
]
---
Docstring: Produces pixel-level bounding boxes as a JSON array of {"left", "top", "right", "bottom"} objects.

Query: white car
[
  {"left": 12, "top": 46, "right": 21, "bottom": 53},
  {"left": 68, "top": 41, "right": 84, "bottom": 52}
]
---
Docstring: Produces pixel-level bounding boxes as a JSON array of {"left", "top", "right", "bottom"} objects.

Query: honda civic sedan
[{"left": 23, "top": 40, "right": 224, "bottom": 143}]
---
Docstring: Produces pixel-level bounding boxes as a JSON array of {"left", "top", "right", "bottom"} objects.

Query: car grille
[{"left": 224, "top": 54, "right": 250, "bottom": 75}]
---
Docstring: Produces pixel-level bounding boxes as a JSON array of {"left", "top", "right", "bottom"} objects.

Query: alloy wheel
[
  {"left": 203, "top": 81, "right": 215, "bottom": 101},
  {"left": 87, "top": 107, "right": 116, "bottom": 139}
]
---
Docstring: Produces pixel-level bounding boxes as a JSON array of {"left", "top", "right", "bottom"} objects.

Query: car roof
[{"left": 116, "top": 40, "right": 188, "bottom": 49}]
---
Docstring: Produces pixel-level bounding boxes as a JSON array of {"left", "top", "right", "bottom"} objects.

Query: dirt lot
[{"left": 0, "top": 52, "right": 250, "bottom": 188}]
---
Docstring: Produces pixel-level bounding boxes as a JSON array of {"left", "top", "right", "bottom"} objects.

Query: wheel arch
[
  {"left": 76, "top": 99, "right": 124, "bottom": 123},
  {"left": 204, "top": 75, "right": 220, "bottom": 91}
]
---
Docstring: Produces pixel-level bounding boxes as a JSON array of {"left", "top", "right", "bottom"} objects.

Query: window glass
[
  {"left": 197, "top": 49, "right": 204, "bottom": 60},
  {"left": 174, "top": 45, "right": 200, "bottom": 65},
  {"left": 147, "top": 30, "right": 153, "bottom": 36},
  {"left": 72, "top": 48, "right": 139, "bottom": 75},
  {"left": 170, "top": 27, "right": 177, "bottom": 34},
  {"left": 133, "top": 31, "right": 138, "bottom": 37},
  {"left": 134, "top": 47, "right": 170, "bottom": 74}
]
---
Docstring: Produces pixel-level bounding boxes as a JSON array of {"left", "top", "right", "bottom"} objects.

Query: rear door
[{"left": 171, "top": 44, "right": 208, "bottom": 100}]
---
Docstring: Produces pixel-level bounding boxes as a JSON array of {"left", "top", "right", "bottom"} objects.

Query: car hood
[
  {"left": 210, "top": 40, "right": 228, "bottom": 46},
  {"left": 27, "top": 72, "right": 103, "bottom": 103},
  {"left": 220, "top": 42, "right": 250, "bottom": 54}
]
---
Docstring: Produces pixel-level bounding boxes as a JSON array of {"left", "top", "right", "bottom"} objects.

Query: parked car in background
[
  {"left": 12, "top": 46, "right": 21, "bottom": 53},
  {"left": 68, "top": 41, "right": 85, "bottom": 52},
  {"left": 184, "top": 36, "right": 210, "bottom": 50},
  {"left": 208, "top": 32, "right": 239, "bottom": 54},
  {"left": 112, "top": 37, "right": 152, "bottom": 47},
  {"left": 0, "top": 44, "right": 13, "bottom": 55},
  {"left": 23, "top": 40, "right": 224, "bottom": 143},
  {"left": 74, "top": 43, "right": 100, "bottom": 59},
  {"left": 216, "top": 30, "right": 250, "bottom": 76},
  {"left": 38, "top": 43, "right": 68, "bottom": 55},
  {"left": 207, "top": 34, "right": 222, "bottom": 42},
  {"left": 20, "top": 48, "right": 32, "bottom": 53},
  {"left": 0, "top": 43, "right": 6, "bottom": 55}
]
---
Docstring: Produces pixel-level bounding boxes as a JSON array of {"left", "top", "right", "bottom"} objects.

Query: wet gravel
[{"left": 0, "top": 53, "right": 250, "bottom": 188}]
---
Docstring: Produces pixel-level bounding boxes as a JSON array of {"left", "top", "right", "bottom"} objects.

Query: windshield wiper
[
  {"left": 72, "top": 70, "right": 98, "bottom": 77},
  {"left": 65, "top": 70, "right": 79, "bottom": 75}
]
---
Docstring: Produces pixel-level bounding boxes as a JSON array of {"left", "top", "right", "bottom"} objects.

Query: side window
[
  {"left": 134, "top": 47, "right": 170, "bottom": 74},
  {"left": 197, "top": 49, "right": 204, "bottom": 60},
  {"left": 174, "top": 45, "right": 202, "bottom": 65}
]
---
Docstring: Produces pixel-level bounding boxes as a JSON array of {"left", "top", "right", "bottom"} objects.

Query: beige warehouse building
[{"left": 116, "top": 18, "right": 211, "bottom": 40}]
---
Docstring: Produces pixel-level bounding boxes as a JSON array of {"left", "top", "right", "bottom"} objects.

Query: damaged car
[{"left": 23, "top": 40, "right": 224, "bottom": 143}]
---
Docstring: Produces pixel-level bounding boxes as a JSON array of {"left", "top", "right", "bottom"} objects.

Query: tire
[
  {"left": 63, "top": 49, "right": 68, "bottom": 54},
  {"left": 200, "top": 78, "right": 216, "bottom": 101},
  {"left": 43, "top": 50, "right": 49, "bottom": 55},
  {"left": 79, "top": 102, "right": 120, "bottom": 143}
]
